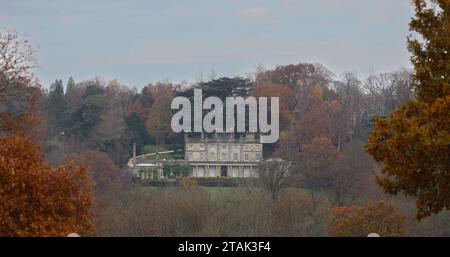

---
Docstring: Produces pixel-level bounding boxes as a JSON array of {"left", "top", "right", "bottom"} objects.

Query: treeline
[
  {"left": 37, "top": 64, "right": 425, "bottom": 230},
  {"left": 41, "top": 64, "right": 414, "bottom": 168},
  {"left": 1, "top": 0, "right": 449, "bottom": 237},
  {"left": 38, "top": 63, "right": 416, "bottom": 213}
]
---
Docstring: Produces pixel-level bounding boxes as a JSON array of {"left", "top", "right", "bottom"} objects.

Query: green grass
[
  {"left": 204, "top": 187, "right": 236, "bottom": 197},
  {"left": 142, "top": 144, "right": 170, "bottom": 154},
  {"left": 131, "top": 185, "right": 332, "bottom": 204},
  {"left": 144, "top": 153, "right": 176, "bottom": 160},
  {"left": 141, "top": 144, "right": 183, "bottom": 160},
  {"left": 131, "top": 186, "right": 238, "bottom": 199}
]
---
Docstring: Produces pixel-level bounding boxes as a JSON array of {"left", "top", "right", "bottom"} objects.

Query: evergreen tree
[{"left": 46, "top": 79, "right": 67, "bottom": 136}]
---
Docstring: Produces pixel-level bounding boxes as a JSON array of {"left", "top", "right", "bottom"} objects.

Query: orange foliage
[
  {"left": 251, "top": 82, "right": 296, "bottom": 129},
  {"left": 146, "top": 83, "right": 174, "bottom": 145},
  {"left": 366, "top": 0, "right": 450, "bottom": 219},
  {"left": 367, "top": 96, "right": 450, "bottom": 219},
  {"left": 0, "top": 135, "right": 94, "bottom": 236},
  {"left": 74, "top": 150, "right": 123, "bottom": 205},
  {"left": 126, "top": 100, "right": 147, "bottom": 120},
  {"left": 272, "top": 189, "right": 314, "bottom": 235},
  {"left": 273, "top": 189, "right": 313, "bottom": 216},
  {"left": 328, "top": 201, "right": 407, "bottom": 237}
]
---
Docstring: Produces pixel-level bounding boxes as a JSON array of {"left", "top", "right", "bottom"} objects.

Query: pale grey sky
[{"left": 0, "top": 0, "right": 414, "bottom": 88}]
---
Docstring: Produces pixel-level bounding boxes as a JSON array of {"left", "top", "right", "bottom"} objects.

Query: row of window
[
  {"left": 187, "top": 144, "right": 261, "bottom": 151},
  {"left": 187, "top": 152, "right": 262, "bottom": 161}
]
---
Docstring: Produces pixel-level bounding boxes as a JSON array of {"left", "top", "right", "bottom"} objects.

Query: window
[
  {"left": 233, "top": 153, "right": 238, "bottom": 161},
  {"left": 199, "top": 152, "right": 204, "bottom": 161},
  {"left": 222, "top": 145, "right": 227, "bottom": 150},
  {"left": 222, "top": 153, "right": 227, "bottom": 161},
  {"left": 210, "top": 152, "right": 215, "bottom": 160},
  {"left": 244, "top": 154, "right": 249, "bottom": 161},
  {"left": 255, "top": 153, "right": 262, "bottom": 161},
  {"left": 188, "top": 152, "right": 193, "bottom": 161}
]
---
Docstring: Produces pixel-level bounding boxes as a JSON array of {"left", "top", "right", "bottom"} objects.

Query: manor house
[{"left": 185, "top": 133, "right": 262, "bottom": 178}]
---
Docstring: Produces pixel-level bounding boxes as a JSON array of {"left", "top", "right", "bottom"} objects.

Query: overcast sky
[{"left": 1, "top": 0, "right": 414, "bottom": 88}]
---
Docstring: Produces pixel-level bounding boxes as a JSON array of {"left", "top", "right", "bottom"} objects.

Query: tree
[
  {"left": 66, "top": 81, "right": 106, "bottom": 138},
  {"left": 0, "top": 30, "right": 41, "bottom": 134},
  {"left": 363, "top": 70, "right": 414, "bottom": 118},
  {"left": 251, "top": 82, "right": 296, "bottom": 130},
  {"left": 65, "top": 77, "right": 84, "bottom": 113},
  {"left": 256, "top": 63, "right": 334, "bottom": 117},
  {"left": 297, "top": 137, "right": 338, "bottom": 209},
  {"left": 125, "top": 112, "right": 151, "bottom": 154},
  {"left": 0, "top": 135, "right": 94, "bottom": 236},
  {"left": 0, "top": 30, "right": 37, "bottom": 99},
  {"left": 366, "top": 0, "right": 450, "bottom": 219},
  {"left": 334, "top": 72, "right": 364, "bottom": 144},
  {"left": 66, "top": 76, "right": 75, "bottom": 93},
  {"left": 330, "top": 140, "right": 373, "bottom": 206},
  {"left": 139, "top": 85, "right": 154, "bottom": 109},
  {"left": 408, "top": 0, "right": 449, "bottom": 102},
  {"left": 46, "top": 79, "right": 67, "bottom": 136},
  {"left": 257, "top": 158, "right": 291, "bottom": 201},
  {"left": 272, "top": 188, "right": 315, "bottom": 236},
  {"left": 75, "top": 150, "right": 124, "bottom": 205},
  {"left": 255, "top": 63, "right": 315, "bottom": 89},
  {"left": 146, "top": 83, "right": 174, "bottom": 150},
  {"left": 328, "top": 201, "right": 407, "bottom": 237},
  {"left": 91, "top": 80, "right": 134, "bottom": 164}
]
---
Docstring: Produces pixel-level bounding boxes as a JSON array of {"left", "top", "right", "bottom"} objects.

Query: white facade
[{"left": 185, "top": 133, "right": 262, "bottom": 178}]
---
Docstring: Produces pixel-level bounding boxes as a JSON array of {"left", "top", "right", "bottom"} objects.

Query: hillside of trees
[{"left": 0, "top": 0, "right": 448, "bottom": 237}]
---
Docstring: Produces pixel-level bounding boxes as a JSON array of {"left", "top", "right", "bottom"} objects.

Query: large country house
[{"left": 130, "top": 133, "right": 263, "bottom": 180}]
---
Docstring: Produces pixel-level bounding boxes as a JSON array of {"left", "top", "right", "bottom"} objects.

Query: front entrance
[{"left": 220, "top": 166, "right": 228, "bottom": 177}]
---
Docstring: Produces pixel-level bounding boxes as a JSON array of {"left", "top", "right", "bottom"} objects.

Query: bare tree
[
  {"left": 363, "top": 69, "right": 413, "bottom": 117},
  {"left": 0, "top": 30, "right": 38, "bottom": 100},
  {"left": 0, "top": 30, "right": 40, "bottom": 134},
  {"left": 257, "top": 158, "right": 291, "bottom": 201}
]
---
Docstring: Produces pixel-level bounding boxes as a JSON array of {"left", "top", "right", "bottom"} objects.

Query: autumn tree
[
  {"left": 297, "top": 137, "right": 338, "bottom": 209},
  {"left": 74, "top": 150, "right": 124, "bottom": 205},
  {"left": 146, "top": 83, "right": 174, "bottom": 151},
  {"left": 251, "top": 82, "right": 296, "bottom": 130},
  {"left": 65, "top": 77, "right": 84, "bottom": 113},
  {"left": 330, "top": 140, "right": 373, "bottom": 206},
  {"left": 0, "top": 31, "right": 95, "bottom": 236},
  {"left": 272, "top": 188, "right": 315, "bottom": 236},
  {"left": 255, "top": 63, "right": 316, "bottom": 89},
  {"left": 328, "top": 201, "right": 407, "bottom": 237},
  {"left": 91, "top": 80, "right": 134, "bottom": 164},
  {"left": 0, "top": 30, "right": 41, "bottom": 134},
  {"left": 0, "top": 30, "right": 37, "bottom": 98},
  {"left": 0, "top": 135, "right": 94, "bottom": 236},
  {"left": 366, "top": 0, "right": 450, "bottom": 219}
]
